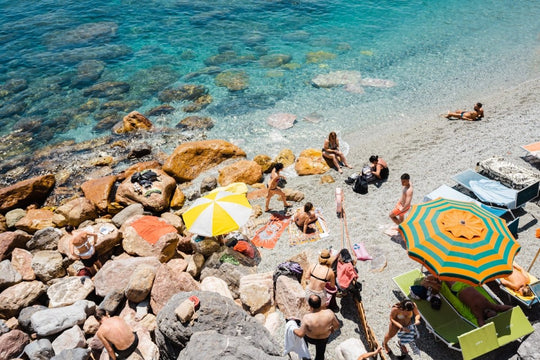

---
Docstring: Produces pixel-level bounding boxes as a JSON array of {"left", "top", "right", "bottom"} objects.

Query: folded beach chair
[
  {"left": 393, "top": 269, "right": 534, "bottom": 359},
  {"left": 452, "top": 169, "right": 539, "bottom": 217},
  {"left": 521, "top": 141, "right": 540, "bottom": 160}
]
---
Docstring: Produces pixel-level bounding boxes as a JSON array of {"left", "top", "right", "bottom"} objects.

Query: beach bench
[
  {"left": 423, "top": 185, "right": 519, "bottom": 236},
  {"left": 521, "top": 141, "right": 540, "bottom": 161},
  {"left": 496, "top": 276, "right": 540, "bottom": 309},
  {"left": 452, "top": 169, "right": 539, "bottom": 216},
  {"left": 393, "top": 269, "right": 534, "bottom": 359}
]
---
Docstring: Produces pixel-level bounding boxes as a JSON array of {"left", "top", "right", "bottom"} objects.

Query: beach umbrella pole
[{"left": 527, "top": 247, "right": 540, "bottom": 272}]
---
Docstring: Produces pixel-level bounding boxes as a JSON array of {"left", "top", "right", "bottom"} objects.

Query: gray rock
[
  {"left": 98, "top": 291, "right": 125, "bottom": 315},
  {"left": 24, "top": 338, "right": 54, "bottom": 360},
  {"left": 31, "top": 250, "right": 66, "bottom": 282},
  {"left": 82, "top": 81, "right": 130, "bottom": 98},
  {"left": 0, "top": 281, "right": 47, "bottom": 318},
  {"left": 155, "top": 291, "right": 281, "bottom": 360},
  {"left": 51, "top": 325, "right": 86, "bottom": 354},
  {"left": 18, "top": 305, "right": 48, "bottom": 332},
  {"left": 111, "top": 203, "right": 144, "bottom": 228},
  {"left": 5, "top": 209, "right": 26, "bottom": 228},
  {"left": 200, "top": 262, "right": 255, "bottom": 298},
  {"left": 0, "top": 259, "right": 22, "bottom": 290},
  {"left": 0, "top": 319, "right": 8, "bottom": 335},
  {"left": 31, "top": 300, "right": 95, "bottom": 337},
  {"left": 517, "top": 322, "right": 540, "bottom": 360},
  {"left": 199, "top": 176, "right": 217, "bottom": 193},
  {"left": 51, "top": 348, "right": 91, "bottom": 360},
  {"left": 73, "top": 60, "right": 105, "bottom": 86},
  {"left": 125, "top": 264, "right": 156, "bottom": 303},
  {"left": 178, "top": 330, "right": 286, "bottom": 360},
  {"left": 27, "top": 227, "right": 62, "bottom": 251},
  {"left": 47, "top": 276, "right": 95, "bottom": 308}
]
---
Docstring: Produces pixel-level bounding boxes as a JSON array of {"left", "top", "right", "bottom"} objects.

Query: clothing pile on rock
[{"left": 130, "top": 170, "right": 161, "bottom": 197}]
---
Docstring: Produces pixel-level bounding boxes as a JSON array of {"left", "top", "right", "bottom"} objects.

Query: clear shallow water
[{"left": 0, "top": 0, "right": 539, "bottom": 160}]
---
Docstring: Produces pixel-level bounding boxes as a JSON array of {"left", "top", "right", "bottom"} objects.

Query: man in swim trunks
[
  {"left": 446, "top": 281, "right": 513, "bottom": 326},
  {"left": 294, "top": 294, "right": 340, "bottom": 360},
  {"left": 389, "top": 173, "right": 413, "bottom": 225},
  {"left": 95, "top": 308, "right": 141, "bottom": 360},
  {"left": 499, "top": 263, "right": 533, "bottom": 297},
  {"left": 445, "top": 102, "right": 484, "bottom": 121}
]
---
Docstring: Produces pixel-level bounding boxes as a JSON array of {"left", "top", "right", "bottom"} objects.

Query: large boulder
[
  {"left": 0, "top": 281, "right": 47, "bottom": 319},
  {"left": 114, "top": 111, "right": 153, "bottom": 134},
  {"left": 15, "top": 209, "right": 55, "bottom": 234},
  {"left": 150, "top": 263, "right": 200, "bottom": 314},
  {"left": 274, "top": 275, "right": 309, "bottom": 320},
  {"left": 11, "top": 248, "right": 35, "bottom": 280},
  {"left": 24, "top": 338, "right": 54, "bottom": 360},
  {"left": 30, "top": 300, "right": 95, "bottom": 337},
  {"left": 200, "top": 262, "right": 256, "bottom": 299},
  {"left": 93, "top": 256, "right": 161, "bottom": 297},
  {"left": 0, "top": 329, "right": 30, "bottom": 359},
  {"left": 239, "top": 272, "right": 273, "bottom": 315},
  {"left": 0, "top": 174, "right": 55, "bottom": 213},
  {"left": 5, "top": 208, "right": 26, "bottom": 228},
  {"left": 163, "top": 140, "right": 246, "bottom": 182},
  {"left": 51, "top": 348, "right": 91, "bottom": 360},
  {"left": 155, "top": 291, "right": 282, "bottom": 360},
  {"left": 200, "top": 276, "right": 233, "bottom": 300},
  {"left": 0, "top": 260, "right": 22, "bottom": 290},
  {"left": 115, "top": 169, "right": 176, "bottom": 212},
  {"left": 47, "top": 276, "right": 95, "bottom": 308},
  {"left": 0, "top": 231, "right": 31, "bottom": 261},
  {"left": 121, "top": 215, "right": 179, "bottom": 262},
  {"left": 31, "top": 250, "right": 66, "bottom": 283},
  {"left": 274, "top": 149, "right": 295, "bottom": 168},
  {"left": 295, "top": 148, "right": 330, "bottom": 175},
  {"left": 57, "top": 223, "right": 121, "bottom": 259},
  {"left": 53, "top": 197, "right": 98, "bottom": 227},
  {"left": 81, "top": 175, "right": 117, "bottom": 212},
  {"left": 51, "top": 325, "right": 86, "bottom": 354},
  {"left": 111, "top": 203, "right": 144, "bottom": 228},
  {"left": 217, "top": 160, "right": 263, "bottom": 186},
  {"left": 125, "top": 264, "right": 157, "bottom": 303},
  {"left": 26, "top": 226, "right": 62, "bottom": 251},
  {"left": 18, "top": 305, "right": 47, "bottom": 332}
]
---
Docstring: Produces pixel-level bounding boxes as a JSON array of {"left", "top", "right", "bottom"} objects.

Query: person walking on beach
[
  {"left": 444, "top": 102, "right": 484, "bottom": 121},
  {"left": 369, "top": 155, "right": 389, "bottom": 180},
  {"left": 389, "top": 173, "right": 413, "bottom": 225},
  {"left": 265, "top": 162, "right": 291, "bottom": 212},
  {"left": 382, "top": 299, "right": 421, "bottom": 355},
  {"left": 67, "top": 225, "right": 102, "bottom": 276},
  {"left": 95, "top": 309, "right": 141, "bottom": 360},
  {"left": 322, "top": 131, "right": 352, "bottom": 174},
  {"left": 294, "top": 294, "right": 340, "bottom": 360}
]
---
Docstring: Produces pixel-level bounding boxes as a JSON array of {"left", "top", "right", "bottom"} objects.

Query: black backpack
[{"left": 353, "top": 175, "right": 368, "bottom": 194}]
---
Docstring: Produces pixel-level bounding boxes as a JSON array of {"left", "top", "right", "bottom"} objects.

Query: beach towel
[
  {"left": 336, "top": 261, "right": 358, "bottom": 290},
  {"left": 251, "top": 214, "right": 291, "bottom": 249},
  {"left": 288, "top": 209, "right": 329, "bottom": 246},
  {"left": 130, "top": 215, "right": 178, "bottom": 245},
  {"left": 283, "top": 320, "right": 311, "bottom": 358}
]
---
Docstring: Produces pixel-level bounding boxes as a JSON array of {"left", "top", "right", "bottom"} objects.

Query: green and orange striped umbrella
[{"left": 399, "top": 198, "right": 520, "bottom": 286}]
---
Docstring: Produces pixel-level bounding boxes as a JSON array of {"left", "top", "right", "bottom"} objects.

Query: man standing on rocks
[
  {"left": 95, "top": 308, "right": 140, "bottom": 360},
  {"left": 294, "top": 294, "right": 340, "bottom": 360}
]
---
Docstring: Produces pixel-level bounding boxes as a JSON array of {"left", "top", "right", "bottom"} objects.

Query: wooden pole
[
  {"left": 527, "top": 247, "right": 540, "bottom": 272},
  {"left": 355, "top": 299, "right": 387, "bottom": 360}
]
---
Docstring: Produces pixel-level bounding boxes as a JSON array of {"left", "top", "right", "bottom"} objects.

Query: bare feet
[
  {"left": 383, "top": 343, "right": 391, "bottom": 354},
  {"left": 345, "top": 164, "right": 353, "bottom": 169},
  {"left": 338, "top": 168, "right": 343, "bottom": 174},
  {"left": 265, "top": 208, "right": 271, "bottom": 212}
]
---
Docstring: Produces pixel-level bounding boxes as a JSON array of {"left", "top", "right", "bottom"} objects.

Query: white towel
[{"left": 284, "top": 320, "right": 311, "bottom": 359}]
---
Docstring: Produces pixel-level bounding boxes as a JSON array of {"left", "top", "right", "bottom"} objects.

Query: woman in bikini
[
  {"left": 294, "top": 202, "right": 318, "bottom": 234},
  {"left": 68, "top": 225, "right": 102, "bottom": 276},
  {"left": 383, "top": 299, "right": 421, "bottom": 354},
  {"left": 322, "top": 132, "right": 352, "bottom": 174},
  {"left": 265, "top": 162, "right": 291, "bottom": 212},
  {"left": 305, "top": 249, "right": 336, "bottom": 306}
]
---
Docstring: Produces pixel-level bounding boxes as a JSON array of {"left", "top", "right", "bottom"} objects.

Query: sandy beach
[{"left": 252, "top": 76, "right": 540, "bottom": 359}]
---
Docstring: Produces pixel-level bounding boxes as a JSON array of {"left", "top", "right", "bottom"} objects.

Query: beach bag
[
  {"left": 277, "top": 177, "right": 287, "bottom": 188},
  {"left": 273, "top": 261, "right": 303, "bottom": 295},
  {"left": 361, "top": 165, "right": 375, "bottom": 183},
  {"left": 353, "top": 175, "right": 368, "bottom": 194},
  {"left": 353, "top": 242, "right": 372, "bottom": 261}
]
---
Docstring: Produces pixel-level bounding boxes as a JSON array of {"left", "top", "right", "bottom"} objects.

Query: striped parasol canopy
[
  {"left": 399, "top": 198, "right": 520, "bottom": 286},
  {"left": 182, "top": 191, "right": 252, "bottom": 237}
]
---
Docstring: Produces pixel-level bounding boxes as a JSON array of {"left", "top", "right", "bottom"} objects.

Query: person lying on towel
[
  {"left": 446, "top": 281, "right": 512, "bottom": 326},
  {"left": 499, "top": 263, "right": 533, "bottom": 297}
]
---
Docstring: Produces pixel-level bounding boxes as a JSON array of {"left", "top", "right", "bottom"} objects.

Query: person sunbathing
[
  {"left": 499, "top": 263, "right": 533, "bottom": 297},
  {"left": 445, "top": 102, "right": 484, "bottom": 121},
  {"left": 446, "top": 281, "right": 512, "bottom": 326},
  {"left": 294, "top": 202, "right": 319, "bottom": 234}
]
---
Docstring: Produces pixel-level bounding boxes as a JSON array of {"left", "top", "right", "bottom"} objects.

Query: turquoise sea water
[{"left": 0, "top": 0, "right": 539, "bottom": 161}]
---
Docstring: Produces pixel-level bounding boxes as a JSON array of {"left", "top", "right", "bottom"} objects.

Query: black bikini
[{"left": 310, "top": 265, "right": 329, "bottom": 282}]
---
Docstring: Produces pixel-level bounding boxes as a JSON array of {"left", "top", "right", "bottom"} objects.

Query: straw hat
[{"left": 319, "top": 249, "right": 331, "bottom": 265}]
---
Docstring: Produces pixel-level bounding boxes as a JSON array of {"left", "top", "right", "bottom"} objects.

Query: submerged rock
[
  {"left": 176, "top": 116, "right": 214, "bottom": 130},
  {"left": 266, "top": 113, "right": 296, "bottom": 130},
  {"left": 259, "top": 54, "right": 292, "bottom": 68},
  {"left": 72, "top": 60, "right": 105, "bottom": 86},
  {"left": 44, "top": 21, "right": 118, "bottom": 49},
  {"left": 158, "top": 85, "right": 208, "bottom": 103},
  {"left": 215, "top": 70, "right": 249, "bottom": 91},
  {"left": 146, "top": 104, "right": 175, "bottom": 117},
  {"left": 82, "top": 81, "right": 130, "bottom": 98},
  {"left": 311, "top": 70, "right": 362, "bottom": 88}
]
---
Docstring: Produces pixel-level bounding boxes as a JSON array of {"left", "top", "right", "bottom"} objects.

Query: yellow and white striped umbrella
[{"left": 182, "top": 191, "right": 252, "bottom": 237}]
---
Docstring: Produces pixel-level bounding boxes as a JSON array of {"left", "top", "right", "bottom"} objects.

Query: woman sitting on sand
[
  {"left": 445, "top": 102, "right": 484, "bottom": 121},
  {"left": 294, "top": 202, "right": 319, "bottom": 234},
  {"left": 369, "top": 155, "right": 389, "bottom": 180},
  {"left": 322, "top": 131, "right": 352, "bottom": 174},
  {"left": 305, "top": 249, "right": 336, "bottom": 305}
]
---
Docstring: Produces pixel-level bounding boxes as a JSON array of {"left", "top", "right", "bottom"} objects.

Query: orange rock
[
  {"left": 247, "top": 188, "right": 267, "bottom": 200},
  {"left": 274, "top": 149, "right": 295, "bottom": 168},
  {"left": 163, "top": 140, "right": 246, "bottom": 182},
  {"left": 295, "top": 148, "right": 330, "bottom": 175},
  {"left": 117, "top": 161, "right": 162, "bottom": 182},
  {"left": 170, "top": 187, "right": 185, "bottom": 209},
  {"left": 253, "top": 154, "right": 273, "bottom": 173},
  {"left": 81, "top": 175, "right": 117, "bottom": 212},
  {"left": 0, "top": 175, "right": 55, "bottom": 213},
  {"left": 218, "top": 160, "right": 262, "bottom": 186},
  {"left": 114, "top": 111, "right": 153, "bottom": 134},
  {"left": 15, "top": 209, "right": 55, "bottom": 233}
]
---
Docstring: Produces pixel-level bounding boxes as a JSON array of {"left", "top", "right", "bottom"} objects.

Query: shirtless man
[
  {"left": 499, "top": 263, "right": 533, "bottom": 297},
  {"left": 265, "top": 162, "right": 291, "bottom": 212},
  {"left": 95, "top": 309, "right": 140, "bottom": 360},
  {"left": 369, "top": 155, "right": 389, "bottom": 180},
  {"left": 67, "top": 225, "right": 102, "bottom": 276},
  {"left": 447, "top": 281, "right": 513, "bottom": 326},
  {"left": 383, "top": 299, "right": 421, "bottom": 354},
  {"left": 294, "top": 202, "right": 319, "bottom": 234},
  {"left": 389, "top": 173, "right": 413, "bottom": 225},
  {"left": 294, "top": 294, "right": 340, "bottom": 360},
  {"left": 445, "top": 102, "right": 484, "bottom": 121}
]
